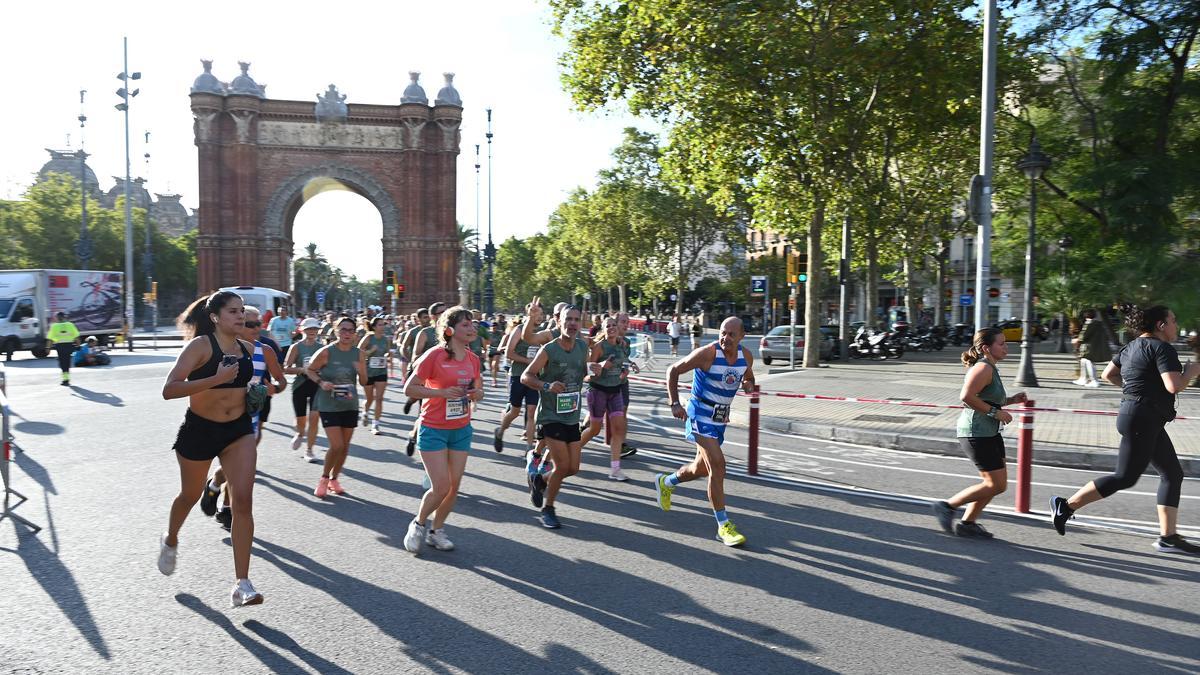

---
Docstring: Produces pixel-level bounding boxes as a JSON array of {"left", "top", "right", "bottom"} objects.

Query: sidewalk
[{"left": 636, "top": 336, "right": 1200, "bottom": 476}]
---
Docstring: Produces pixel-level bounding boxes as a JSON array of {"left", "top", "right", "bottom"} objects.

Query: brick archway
[{"left": 189, "top": 68, "right": 461, "bottom": 311}]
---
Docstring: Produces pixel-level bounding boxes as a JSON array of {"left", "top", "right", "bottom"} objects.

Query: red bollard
[
  {"left": 1015, "top": 399, "right": 1035, "bottom": 513},
  {"left": 748, "top": 385, "right": 760, "bottom": 476}
]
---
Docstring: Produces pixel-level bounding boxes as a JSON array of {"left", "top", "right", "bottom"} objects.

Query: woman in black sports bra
[{"left": 158, "top": 291, "right": 265, "bottom": 607}]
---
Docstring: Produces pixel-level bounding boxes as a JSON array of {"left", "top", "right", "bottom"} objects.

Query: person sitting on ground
[{"left": 73, "top": 336, "right": 112, "bottom": 367}]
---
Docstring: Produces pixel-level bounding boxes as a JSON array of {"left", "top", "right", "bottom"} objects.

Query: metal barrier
[{"left": 1, "top": 363, "right": 42, "bottom": 532}]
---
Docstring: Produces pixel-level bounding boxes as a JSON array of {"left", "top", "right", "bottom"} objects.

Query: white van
[{"left": 217, "top": 286, "right": 291, "bottom": 318}]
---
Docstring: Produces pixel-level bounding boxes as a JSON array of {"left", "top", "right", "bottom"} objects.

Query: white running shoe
[
  {"left": 231, "top": 579, "right": 264, "bottom": 607},
  {"left": 157, "top": 533, "right": 177, "bottom": 576},
  {"left": 302, "top": 446, "right": 317, "bottom": 462},
  {"left": 1072, "top": 378, "right": 1088, "bottom": 386},
  {"left": 608, "top": 467, "right": 629, "bottom": 482},
  {"left": 404, "top": 520, "right": 426, "bottom": 555},
  {"left": 290, "top": 434, "right": 302, "bottom": 450},
  {"left": 371, "top": 421, "right": 380, "bottom": 435},
  {"left": 425, "top": 528, "right": 455, "bottom": 551},
  {"left": 1084, "top": 381, "right": 1100, "bottom": 388}
]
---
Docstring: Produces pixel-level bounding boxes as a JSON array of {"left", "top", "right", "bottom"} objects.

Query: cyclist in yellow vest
[{"left": 47, "top": 311, "right": 81, "bottom": 386}]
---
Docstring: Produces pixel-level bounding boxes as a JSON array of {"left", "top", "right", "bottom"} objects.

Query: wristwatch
[
  {"left": 986, "top": 406, "right": 999, "bottom": 419},
  {"left": 542, "top": 381, "right": 551, "bottom": 392}
]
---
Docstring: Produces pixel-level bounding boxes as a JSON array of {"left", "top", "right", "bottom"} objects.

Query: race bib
[
  {"left": 332, "top": 384, "right": 354, "bottom": 401},
  {"left": 368, "top": 356, "right": 386, "bottom": 369},
  {"left": 302, "top": 356, "right": 313, "bottom": 367},
  {"left": 711, "top": 403, "right": 731, "bottom": 424},
  {"left": 556, "top": 391, "right": 580, "bottom": 415},
  {"left": 446, "top": 397, "right": 469, "bottom": 420},
  {"left": 527, "top": 345, "right": 539, "bottom": 360}
]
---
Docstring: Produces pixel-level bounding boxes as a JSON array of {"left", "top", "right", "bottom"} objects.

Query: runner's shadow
[
  {"left": 242, "top": 620, "right": 354, "bottom": 675},
  {"left": 4, "top": 526, "right": 110, "bottom": 659},
  {"left": 174, "top": 594, "right": 303, "bottom": 673},
  {"left": 68, "top": 386, "right": 124, "bottom": 406},
  {"left": 12, "top": 420, "right": 65, "bottom": 435}
]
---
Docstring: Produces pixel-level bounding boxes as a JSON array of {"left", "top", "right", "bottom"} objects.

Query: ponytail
[
  {"left": 178, "top": 291, "right": 242, "bottom": 339},
  {"left": 1121, "top": 303, "right": 1169, "bottom": 335},
  {"left": 961, "top": 327, "right": 1004, "bottom": 368}
]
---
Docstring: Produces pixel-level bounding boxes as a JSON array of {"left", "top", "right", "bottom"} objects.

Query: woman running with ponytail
[
  {"left": 1050, "top": 304, "right": 1200, "bottom": 554},
  {"left": 579, "top": 316, "right": 632, "bottom": 481},
  {"left": 359, "top": 316, "right": 391, "bottom": 435},
  {"left": 159, "top": 291, "right": 263, "bottom": 607},
  {"left": 402, "top": 306, "right": 483, "bottom": 554},
  {"left": 931, "top": 328, "right": 1026, "bottom": 538},
  {"left": 304, "top": 316, "right": 368, "bottom": 499}
]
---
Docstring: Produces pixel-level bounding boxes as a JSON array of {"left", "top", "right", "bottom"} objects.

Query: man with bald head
[{"left": 658, "top": 316, "right": 756, "bottom": 547}]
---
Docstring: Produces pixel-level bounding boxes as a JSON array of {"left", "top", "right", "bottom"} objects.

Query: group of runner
[{"left": 155, "top": 287, "right": 1198, "bottom": 608}]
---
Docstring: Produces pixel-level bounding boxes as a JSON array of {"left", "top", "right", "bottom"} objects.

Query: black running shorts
[
  {"left": 959, "top": 435, "right": 1007, "bottom": 472},
  {"left": 537, "top": 422, "right": 582, "bottom": 443},
  {"left": 173, "top": 409, "right": 253, "bottom": 461}
]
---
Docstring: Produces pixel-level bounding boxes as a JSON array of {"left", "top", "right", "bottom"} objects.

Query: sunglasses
[
  {"left": 337, "top": 327, "right": 356, "bottom": 333},
  {"left": 244, "top": 321, "right": 262, "bottom": 328}
]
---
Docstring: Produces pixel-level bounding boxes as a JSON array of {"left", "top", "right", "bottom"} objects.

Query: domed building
[{"left": 37, "top": 149, "right": 101, "bottom": 198}]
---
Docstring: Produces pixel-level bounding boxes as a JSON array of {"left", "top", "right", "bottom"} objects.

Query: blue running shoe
[{"left": 540, "top": 506, "right": 561, "bottom": 529}]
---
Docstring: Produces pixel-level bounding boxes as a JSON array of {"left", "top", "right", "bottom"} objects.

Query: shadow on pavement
[
  {"left": 68, "top": 386, "right": 124, "bottom": 407},
  {"left": 175, "top": 594, "right": 305, "bottom": 673},
  {"left": 12, "top": 419, "right": 65, "bottom": 435},
  {"left": 2, "top": 525, "right": 110, "bottom": 659},
  {"left": 242, "top": 620, "right": 354, "bottom": 675}
]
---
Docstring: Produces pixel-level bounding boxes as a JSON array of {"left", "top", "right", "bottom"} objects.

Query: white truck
[{"left": 0, "top": 269, "right": 125, "bottom": 359}]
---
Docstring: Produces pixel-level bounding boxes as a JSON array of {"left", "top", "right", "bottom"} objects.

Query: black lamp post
[
  {"left": 1015, "top": 135, "right": 1051, "bottom": 387},
  {"left": 74, "top": 89, "right": 93, "bottom": 268},
  {"left": 483, "top": 109, "right": 496, "bottom": 316},
  {"left": 1056, "top": 234, "right": 1074, "bottom": 353}
]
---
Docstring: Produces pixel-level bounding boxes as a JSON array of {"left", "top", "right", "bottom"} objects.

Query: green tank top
[
  {"left": 415, "top": 326, "right": 438, "bottom": 358},
  {"left": 591, "top": 338, "right": 630, "bottom": 388},
  {"left": 535, "top": 337, "right": 588, "bottom": 426},
  {"left": 315, "top": 345, "right": 360, "bottom": 412},
  {"left": 510, "top": 331, "right": 535, "bottom": 379},
  {"left": 290, "top": 340, "right": 323, "bottom": 390},
  {"left": 956, "top": 362, "right": 1007, "bottom": 437},
  {"left": 365, "top": 335, "right": 390, "bottom": 376}
]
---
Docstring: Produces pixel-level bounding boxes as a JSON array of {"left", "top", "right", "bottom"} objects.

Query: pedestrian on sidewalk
[
  {"left": 47, "top": 312, "right": 80, "bottom": 386},
  {"left": 159, "top": 291, "right": 263, "bottom": 607},
  {"left": 1051, "top": 304, "right": 1200, "bottom": 554},
  {"left": 667, "top": 315, "right": 683, "bottom": 357},
  {"left": 1072, "top": 309, "right": 1111, "bottom": 387},
  {"left": 657, "top": 316, "right": 756, "bottom": 547},
  {"left": 402, "top": 306, "right": 483, "bottom": 554},
  {"left": 932, "top": 327, "right": 1027, "bottom": 539}
]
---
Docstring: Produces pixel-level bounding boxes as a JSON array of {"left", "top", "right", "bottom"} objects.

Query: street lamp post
[
  {"left": 143, "top": 131, "right": 154, "bottom": 332},
  {"left": 1056, "top": 234, "right": 1074, "bottom": 353},
  {"left": 74, "top": 90, "right": 93, "bottom": 268},
  {"left": 473, "top": 143, "right": 483, "bottom": 309},
  {"left": 483, "top": 109, "right": 496, "bottom": 316},
  {"left": 115, "top": 37, "right": 140, "bottom": 350},
  {"left": 1015, "top": 135, "right": 1051, "bottom": 387}
]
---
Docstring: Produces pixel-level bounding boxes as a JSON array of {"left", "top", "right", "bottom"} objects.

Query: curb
[{"left": 732, "top": 410, "right": 1200, "bottom": 478}]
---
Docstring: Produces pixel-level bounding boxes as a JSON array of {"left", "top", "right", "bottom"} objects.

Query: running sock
[
  {"left": 208, "top": 479, "right": 221, "bottom": 492},
  {"left": 610, "top": 461, "right": 621, "bottom": 471},
  {"left": 713, "top": 509, "right": 729, "bottom": 525},
  {"left": 664, "top": 472, "right": 682, "bottom": 488}
]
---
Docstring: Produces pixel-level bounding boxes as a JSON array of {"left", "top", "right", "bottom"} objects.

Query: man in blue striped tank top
[{"left": 658, "top": 317, "right": 755, "bottom": 547}]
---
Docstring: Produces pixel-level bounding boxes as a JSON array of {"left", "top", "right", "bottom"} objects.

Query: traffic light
[
  {"left": 384, "top": 269, "right": 397, "bottom": 296},
  {"left": 787, "top": 251, "right": 809, "bottom": 284},
  {"left": 150, "top": 280, "right": 158, "bottom": 301},
  {"left": 396, "top": 283, "right": 406, "bottom": 299}
]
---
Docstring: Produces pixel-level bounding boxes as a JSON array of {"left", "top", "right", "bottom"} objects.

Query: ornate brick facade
[{"left": 189, "top": 64, "right": 462, "bottom": 311}]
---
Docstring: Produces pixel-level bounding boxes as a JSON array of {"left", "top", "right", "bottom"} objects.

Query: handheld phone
[{"left": 221, "top": 354, "right": 239, "bottom": 368}]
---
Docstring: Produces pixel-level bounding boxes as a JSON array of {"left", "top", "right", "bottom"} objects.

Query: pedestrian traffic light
[
  {"left": 384, "top": 269, "right": 396, "bottom": 296},
  {"left": 396, "top": 283, "right": 406, "bottom": 299},
  {"left": 788, "top": 251, "right": 809, "bottom": 284}
]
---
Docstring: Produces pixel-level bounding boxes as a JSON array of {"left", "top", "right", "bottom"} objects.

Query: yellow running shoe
[
  {"left": 717, "top": 521, "right": 746, "bottom": 547},
  {"left": 654, "top": 473, "right": 674, "bottom": 512}
]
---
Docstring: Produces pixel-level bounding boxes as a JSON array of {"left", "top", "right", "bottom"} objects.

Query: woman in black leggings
[{"left": 1050, "top": 304, "right": 1200, "bottom": 554}]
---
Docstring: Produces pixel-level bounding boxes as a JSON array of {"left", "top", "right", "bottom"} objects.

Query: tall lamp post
[
  {"left": 115, "top": 37, "right": 140, "bottom": 349},
  {"left": 143, "top": 131, "right": 154, "bottom": 332},
  {"left": 1056, "top": 234, "right": 1073, "bottom": 353},
  {"left": 473, "top": 143, "right": 483, "bottom": 309},
  {"left": 1014, "top": 135, "right": 1051, "bottom": 387},
  {"left": 74, "top": 90, "right": 93, "bottom": 268},
  {"left": 483, "top": 109, "right": 496, "bottom": 315}
]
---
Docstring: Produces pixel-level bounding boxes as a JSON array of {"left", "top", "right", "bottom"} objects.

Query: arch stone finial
[
  {"left": 402, "top": 71, "right": 428, "bottom": 105},
  {"left": 262, "top": 164, "right": 400, "bottom": 241}
]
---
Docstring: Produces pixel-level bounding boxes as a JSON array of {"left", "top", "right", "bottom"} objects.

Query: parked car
[
  {"left": 994, "top": 318, "right": 1047, "bottom": 342},
  {"left": 758, "top": 325, "right": 836, "bottom": 364}
]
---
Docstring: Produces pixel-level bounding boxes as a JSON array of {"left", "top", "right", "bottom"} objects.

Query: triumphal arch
[{"left": 189, "top": 61, "right": 462, "bottom": 309}]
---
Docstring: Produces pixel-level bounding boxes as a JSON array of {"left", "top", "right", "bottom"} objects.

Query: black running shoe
[
  {"left": 954, "top": 520, "right": 994, "bottom": 539},
  {"left": 406, "top": 435, "right": 416, "bottom": 457},
  {"left": 493, "top": 427, "right": 504, "bottom": 453},
  {"left": 620, "top": 443, "right": 637, "bottom": 459},
  {"left": 200, "top": 482, "right": 221, "bottom": 517},
  {"left": 530, "top": 474, "right": 546, "bottom": 509},
  {"left": 215, "top": 506, "right": 232, "bottom": 531},
  {"left": 1154, "top": 534, "right": 1200, "bottom": 555},
  {"left": 540, "top": 506, "right": 561, "bottom": 529},
  {"left": 404, "top": 398, "right": 416, "bottom": 415},
  {"left": 1049, "top": 496, "right": 1074, "bottom": 536},
  {"left": 931, "top": 500, "right": 956, "bottom": 533}
]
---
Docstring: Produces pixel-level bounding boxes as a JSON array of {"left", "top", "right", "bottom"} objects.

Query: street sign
[
  {"left": 960, "top": 294, "right": 974, "bottom": 306},
  {"left": 316, "top": 291, "right": 326, "bottom": 303},
  {"left": 750, "top": 276, "right": 767, "bottom": 297}
]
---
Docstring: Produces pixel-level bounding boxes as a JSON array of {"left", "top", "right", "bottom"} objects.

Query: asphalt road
[{"left": 2, "top": 352, "right": 1198, "bottom": 674}]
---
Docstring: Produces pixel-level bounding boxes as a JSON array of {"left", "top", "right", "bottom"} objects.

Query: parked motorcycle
[{"left": 848, "top": 326, "right": 905, "bottom": 360}]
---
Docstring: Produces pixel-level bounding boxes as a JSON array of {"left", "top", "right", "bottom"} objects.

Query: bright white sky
[{"left": 0, "top": 0, "right": 644, "bottom": 281}]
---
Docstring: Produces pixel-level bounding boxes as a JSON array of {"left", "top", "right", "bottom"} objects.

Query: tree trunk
[
  {"left": 607, "top": 286, "right": 614, "bottom": 313},
  {"left": 865, "top": 230, "right": 880, "bottom": 329},
  {"left": 619, "top": 284, "right": 628, "bottom": 313},
  {"left": 902, "top": 251, "right": 917, "bottom": 326},
  {"left": 803, "top": 199, "right": 825, "bottom": 368}
]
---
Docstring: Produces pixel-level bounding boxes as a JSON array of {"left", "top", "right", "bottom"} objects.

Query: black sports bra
[{"left": 187, "top": 334, "right": 253, "bottom": 389}]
